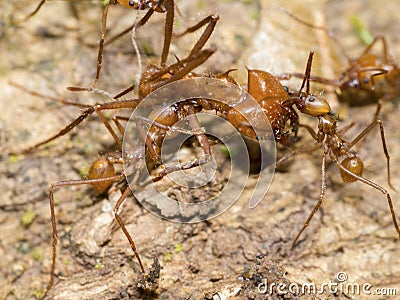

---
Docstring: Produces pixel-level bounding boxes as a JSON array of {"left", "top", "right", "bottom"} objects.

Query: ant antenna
[
  {"left": 131, "top": 10, "right": 143, "bottom": 91},
  {"left": 278, "top": 6, "right": 351, "bottom": 62},
  {"left": 298, "top": 50, "right": 314, "bottom": 95}
]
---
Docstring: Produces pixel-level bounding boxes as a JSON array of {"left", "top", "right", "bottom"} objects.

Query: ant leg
[
  {"left": 175, "top": 15, "right": 219, "bottom": 59},
  {"left": 103, "top": 10, "right": 150, "bottom": 48},
  {"left": 186, "top": 105, "right": 211, "bottom": 156},
  {"left": 13, "top": 99, "right": 141, "bottom": 154},
  {"left": 160, "top": 0, "right": 174, "bottom": 65},
  {"left": 15, "top": 106, "right": 96, "bottom": 154},
  {"left": 94, "top": 108, "right": 123, "bottom": 151},
  {"left": 114, "top": 47, "right": 216, "bottom": 99},
  {"left": 20, "top": 0, "right": 46, "bottom": 22},
  {"left": 131, "top": 115, "right": 198, "bottom": 162},
  {"left": 348, "top": 118, "right": 395, "bottom": 190},
  {"left": 45, "top": 173, "right": 125, "bottom": 296},
  {"left": 166, "top": 47, "right": 216, "bottom": 83},
  {"left": 153, "top": 109, "right": 212, "bottom": 182},
  {"left": 338, "top": 121, "right": 356, "bottom": 135},
  {"left": 104, "top": 2, "right": 156, "bottom": 47},
  {"left": 152, "top": 155, "right": 211, "bottom": 182},
  {"left": 292, "top": 152, "right": 327, "bottom": 249},
  {"left": 9, "top": 81, "right": 92, "bottom": 108},
  {"left": 273, "top": 144, "right": 320, "bottom": 171},
  {"left": 112, "top": 116, "right": 129, "bottom": 136},
  {"left": 11, "top": 82, "right": 125, "bottom": 151},
  {"left": 67, "top": 3, "right": 111, "bottom": 92},
  {"left": 334, "top": 157, "right": 400, "bottom": 239},
  {"left": 299, "top": 123, "right": 319, "bottom": 140},
  {"left": 374, "top": 101, "right": 383, "bottom": 121},
  {"left": 113, "top": 186, "right": 146, "bottom": 273},
  {"left": 90, "top": 2, "right": 110, "bottom": 90}
]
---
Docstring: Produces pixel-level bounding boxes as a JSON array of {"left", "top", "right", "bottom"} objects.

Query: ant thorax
[{"left": 318, "top": 114, "right": 337, "bottom": 136}]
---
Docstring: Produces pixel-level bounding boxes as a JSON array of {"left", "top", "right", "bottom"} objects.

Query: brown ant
[
  {"left": 278, "top": 52, "right": 400, "bottom": 249},
  {"left": 13, "top": 77, "right": 217, "bottom": 297},
  {"left": 10, "top": 45, "right": 331, "bottom": 297},
  {"left": 9, "top": 12, "right": 219, "bottom": 296},
  {"left": 278, "top": 8, "right": 400, "bottom": 120}
]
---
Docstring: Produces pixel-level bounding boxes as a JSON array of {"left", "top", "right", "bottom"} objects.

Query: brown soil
[{"left": 1, "top": 0, "right": 399, "bottom": 299}]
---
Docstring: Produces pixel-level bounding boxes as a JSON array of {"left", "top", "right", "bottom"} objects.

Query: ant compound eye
[
  {"left": 118, "top": 0, "right": 139, "bottom": 8},
  {"left": 308, "top": 96, "right": 315, "bottom": 102},
  {"left": 363, "top": 77, "right": 369, "bottom": 84},
  {"left": 283, "top": 86, "right": 289, "bottom": 93}
]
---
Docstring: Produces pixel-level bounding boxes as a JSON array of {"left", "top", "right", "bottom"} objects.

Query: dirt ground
[{"left": 1, "top": 0, "right": 399, "bottom": 299}]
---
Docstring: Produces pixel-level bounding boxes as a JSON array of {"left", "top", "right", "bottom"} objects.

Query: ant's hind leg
[
  {"left": 113, "top": 186, "right": 146, "bottom": 273},
  {"left": 292, "top": 152, "right": 327, "bottom": 249},
  {"left": 334, "top": 157, "right": 400, "bottom": 239},
  {"left": 45, "top": 173, "right": 124, "bottom": 296}
]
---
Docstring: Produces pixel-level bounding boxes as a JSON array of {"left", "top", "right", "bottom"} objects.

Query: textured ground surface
[{"left": 1, "top": 0, "right": 399, "bottom": 299}]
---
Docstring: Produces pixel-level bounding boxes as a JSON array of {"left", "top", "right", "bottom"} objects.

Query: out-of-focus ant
[{"left": 279, "top": 8, "right": 400, "bottom": 121}]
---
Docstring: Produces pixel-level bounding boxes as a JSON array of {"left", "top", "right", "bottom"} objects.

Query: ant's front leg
[{"left": 361, "top": 36, "right": 391, "bottom": 63}]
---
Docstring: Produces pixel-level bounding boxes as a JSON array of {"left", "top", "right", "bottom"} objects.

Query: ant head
[
  {"left": 297, "top": 93, "right": 330, "bottom": 117},
  {"left": 295, "top": 51, "right": 331, "bottom": 116},
  {"left": 357, "top": 68, "right": 389, "bottom": 89},
  {"left": 118, "top": 0, "right": 162, "bottom": 11}
]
